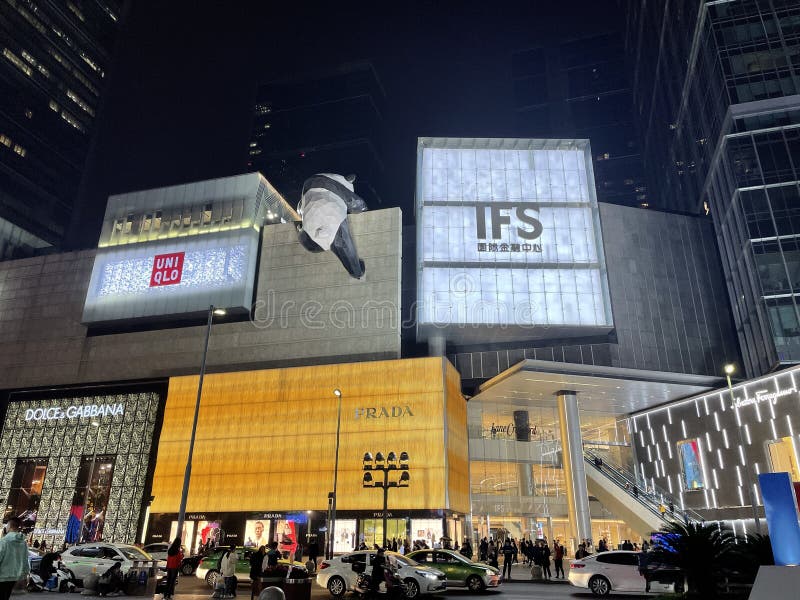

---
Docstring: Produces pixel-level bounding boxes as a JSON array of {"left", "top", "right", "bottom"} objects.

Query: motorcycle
[
  {"left": 28, "top": 562, "right": 78, "bottom": 593},
  {"left": 352, "top": 561, "right": 408, "bottom": 600}
]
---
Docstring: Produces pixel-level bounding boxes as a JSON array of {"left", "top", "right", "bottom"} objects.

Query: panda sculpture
[{"left": 297, "top": 173, "right": 367, "bottom": 279}]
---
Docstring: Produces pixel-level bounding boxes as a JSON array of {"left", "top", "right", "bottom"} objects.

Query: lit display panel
[
  {"left": 416, "top": 138, "right": 613, "bottom": 340},
  {"left": 82, "top": 229, "right": 259, "bottom": 324}
]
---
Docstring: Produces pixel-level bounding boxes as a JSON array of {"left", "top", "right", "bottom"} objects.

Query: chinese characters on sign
[
  {"left": 149, "top": 252, "right": 184, "bottom": 287},
  {"left": 477, "top": 243, "right": 543, "bottom": 253}
]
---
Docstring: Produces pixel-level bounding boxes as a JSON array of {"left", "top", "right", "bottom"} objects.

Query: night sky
[{"left": 69, "top": 0, "right": 620, "bottom": 248}]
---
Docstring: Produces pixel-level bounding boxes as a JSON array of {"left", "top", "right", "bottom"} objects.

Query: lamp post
[
  {"left": 176, "top": 305, "right": 226, "bottom": 538},
  {"left": 362, "top": 451, "right": 409, "bottom": 548},
  {"left": 80, "top": 420, "right": 100, "bottom": 542},
  {"left": 326, "top": 388, "right": 343, "bottom": 559},
  {"left": 724, "top": 363, "right": 762, "bottom": 534}
]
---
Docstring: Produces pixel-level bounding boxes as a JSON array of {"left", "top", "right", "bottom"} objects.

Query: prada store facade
[{"left": 145, "top": 357, "right": 470, "bottom": 552}]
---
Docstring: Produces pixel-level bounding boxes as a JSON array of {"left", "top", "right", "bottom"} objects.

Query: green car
[
  {"left": 406, "top": 549, "right": 501, "bottom": 592},
  {"left": 196, "top": 548, "right": 304, "bottom": 588}
]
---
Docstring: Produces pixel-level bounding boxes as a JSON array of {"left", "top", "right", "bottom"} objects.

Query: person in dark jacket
[
  {"left": 479, "top": 538, "right": 488, "bottom": 562},
  {"left": 501, "top": 539, "right": 514, "bottom": 580},
  {"left": 459, "top": 539, "right": 473, "bottom": 560},
  {"left": 370, "top": 548, "right": 386, "bottom": 591},
  {"left": 38, "top": 552, "right": 60, "bottom": 581},
  {"left": 250, "top": 546, "right": 266, "bottom": 582},
  {"left": 540, "top": 541, "right": 552, "bottom": 580}
]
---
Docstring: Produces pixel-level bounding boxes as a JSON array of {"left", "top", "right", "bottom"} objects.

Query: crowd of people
[{"left": 474, "top": 536, "right": 568, "bottom": 581}]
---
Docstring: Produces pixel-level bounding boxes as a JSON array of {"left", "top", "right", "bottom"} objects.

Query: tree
[{"left": 652, "top": 519, "right": 735, "bottom": 597}]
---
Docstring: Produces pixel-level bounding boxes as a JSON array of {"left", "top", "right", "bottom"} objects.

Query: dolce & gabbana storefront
[
  {"left": 0, "top": 383, "right": 165, "bottom": 546},
  {"left": 145, "top": 357, "right": 470, "bottom": 552}
]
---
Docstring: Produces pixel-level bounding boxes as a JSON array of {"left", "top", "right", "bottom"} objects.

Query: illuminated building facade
[{"left": 0, "top": 0, "right": 125, "bottom": 259}]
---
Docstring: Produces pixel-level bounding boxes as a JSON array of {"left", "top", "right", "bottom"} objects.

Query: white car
[
  {"left": 61, "top": 543, "right": 161, "bottom": 584},
  {"left": 317, "top": 551, "right": 446, "bottom": 599},
  {"left": 569, "top": 550, "right": 683, "bottom": 596},
  {"left": 142, "top": 543, "right": 170, "bottom": 561}
]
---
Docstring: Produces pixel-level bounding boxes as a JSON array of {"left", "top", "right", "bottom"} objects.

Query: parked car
[
  {"left": 142, "top": 542, "right": 170, "bottom": 561},
  {"left": 60, "top": 543, "right": 163, "bottom": 585},
  {"left": 196, "top": 548, "right": 305, "bottom": 588},
  {"left": 317, "top": 551, "right": 446, "bottom": 599},
  {"left": 569, "top": 551, "right": 683, "bottom": 596},
  {"left": 181, "top": 553, "right": 206, "bottom": 575},
  {"left": 405, "top": 549, "right": 500, "bottom": 592}
]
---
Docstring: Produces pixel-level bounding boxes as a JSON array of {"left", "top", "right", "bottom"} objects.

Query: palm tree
[{"left": 652, "top": 519, "right": 735, "bottom": 597}]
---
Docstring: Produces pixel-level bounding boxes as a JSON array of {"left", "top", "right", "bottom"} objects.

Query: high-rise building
[
  {"left": 0, "top": 0, "right": 125, "bottom": 260},
  {"left": 624, "top": 0, "right": 800, "bottom": 376},
  {"left": 247, "top": 61, "right": 386, "bottom": 210},
  {"left": 512, "top": 32, "right": 648, "bottom": 208}
]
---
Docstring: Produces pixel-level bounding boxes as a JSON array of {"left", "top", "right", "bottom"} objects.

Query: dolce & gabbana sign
[{"left": 24, "top": 403, "right": 125, "bottom": 422}]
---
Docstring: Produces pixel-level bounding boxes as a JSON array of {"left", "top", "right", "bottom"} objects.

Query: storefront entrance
[{"left": 359, "top": 519, "right": 406, "bottom": 548}]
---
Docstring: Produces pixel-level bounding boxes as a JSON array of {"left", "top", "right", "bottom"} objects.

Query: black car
[{"left": 181, "top": 554, "right": 205, "bottom": 575}]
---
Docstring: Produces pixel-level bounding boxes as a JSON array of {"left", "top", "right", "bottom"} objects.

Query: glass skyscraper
[
  {"left": 0, "top": 0, "right": 124, "bottom": 259},
  {"left": 625, "top": 0, "right": 800, "bottom": 376}
]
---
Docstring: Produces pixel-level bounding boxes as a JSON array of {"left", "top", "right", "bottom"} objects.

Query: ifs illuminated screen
[{"left": 416, "top": 138, "right": 612, "bottom": 340}]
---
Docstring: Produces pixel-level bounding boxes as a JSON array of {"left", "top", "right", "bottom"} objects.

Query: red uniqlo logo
[{"left": 150, "top": 252, "right": 185, "bottom": 287}]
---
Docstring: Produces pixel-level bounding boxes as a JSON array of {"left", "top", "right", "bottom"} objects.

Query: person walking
[
  {"left": 511, "top": 538, "right": 518, "bottom": 564},
  {"left": 479, "top": 538, "right": 488, "bottom": 562},
  {"left": 165, "top": 538, "right": 183, "bottom": 600},
  {"left": 488, "top": 540, "right": 498, "bottom": 569},
  {"left": 541, "top": 540, "right": 551, "bottom": 580},
  {"left": 306, "top": 539, "right": 318, "bottom": 571},
  {"left": 250, "top": 546, "right": 266, "bottom": 583},
  {"left": 220, "top": 544, "right": 238, "bottom": 598},
  {"left": 0, "top": 518, "right": 30, "bottom": 600},
  {"left": 501, "top": 539, "right": 514, "bottom": 581},
  {"left": 553, "top": 542, "right": 565, "bottom": 579}
]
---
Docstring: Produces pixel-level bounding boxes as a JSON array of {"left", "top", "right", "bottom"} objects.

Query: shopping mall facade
[{"left": 0, "top": 140, "right": 795, "bottom": 555}]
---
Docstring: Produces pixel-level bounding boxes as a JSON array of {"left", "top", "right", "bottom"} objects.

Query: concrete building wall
[
  {"left": 0, "top": 209, "right": 402, "bottom": 390},
  {"left": 448, "top": 204, "right": 740, "bottom": 384}
]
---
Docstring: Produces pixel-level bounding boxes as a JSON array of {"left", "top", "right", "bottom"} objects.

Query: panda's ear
[{"left": 345, "top": 173, "right": 357, "bottom": 183}]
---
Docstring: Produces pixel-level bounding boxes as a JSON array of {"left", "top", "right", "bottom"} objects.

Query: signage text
[
  {"left": 150, "top": 252, "right": 185, "bottom": 287},
  {"left": 25, "top": 403, "right": 125, "bottom": 421},
  {"left": 354, "top": 406, "right": 414, "bottom": 419}
]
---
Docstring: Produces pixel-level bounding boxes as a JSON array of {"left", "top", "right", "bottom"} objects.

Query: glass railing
[{"left": 583, "top": 448, "right": 705, "bottom": 525}]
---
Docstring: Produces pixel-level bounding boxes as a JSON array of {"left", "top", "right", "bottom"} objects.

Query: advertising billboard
[
  {"left": 82, "top": 173, "right": 298, "bottom": 325},
  {"left": 677, "top": 439, "right": 705, "bottom": 490},
  {"left": 82, "top": 229, "right": 259, "bottom": 324},
  {"left": 416, "top": 138, "right": 613, "bottom": 343}
]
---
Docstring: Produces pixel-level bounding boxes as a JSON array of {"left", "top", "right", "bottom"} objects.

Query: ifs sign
[{"left": 150, "top": 252, "right": 184, "bottom": 287}]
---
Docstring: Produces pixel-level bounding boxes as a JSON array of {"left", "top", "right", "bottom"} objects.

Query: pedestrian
[
  {"left": 553, "top": 541, "right": 565, "bottom": 579},
  {"left": 501, "top": 538, "right": 514, "bottom": 580},
  {"left": 479, "top": 538, "right": 488, "bottom": 562},
  {"left": 165, "top": 537, "right": 183, "bottom": 600},
  {"left": 262, "top": 541, "right": 279, "bottom": 572},
  {"left": 575, "top": 542, "right": 588, "bottom": 560},
  {"left": 97, "top": 562, "right": 124, "bottom": 597},
  {"left": 541, "top": 540, "right": 551, "bottom": 580},
  {"left": 459, "top": 539, "right": 473, "bottom": 560},
  {"left": 221, "top": 544, "right": 238, "bottom": 598},
  {"left": 488, "top": 540, "right": 498, "bottom": 569},
  {"left": 511, "top": 538, "right": 518, "bottom": 564},
  {"left": 307, "top": 539, "right": 318, "bottom": 570},
  {"left": 0, "top": 518, "right": 30, "bottom": 600},
  {"left": 250, "top": 545, "right": 266, "bottom": 582},
  {"left": 598, "top": 538, "right": 608, "bottom": 552},
  {"left": 39, "top": 540, "right": 47, "bottom": 553}
]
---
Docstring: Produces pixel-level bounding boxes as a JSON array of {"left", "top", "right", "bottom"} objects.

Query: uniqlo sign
[{"left": 149, "top": 252, "right": 184, "bottom": 287}]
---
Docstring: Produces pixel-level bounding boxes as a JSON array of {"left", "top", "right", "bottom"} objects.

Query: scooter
[
  {"left": 352, "top": 562, "right": 408, "bottom": 600},
  {"left": 28, "top": 562, "right": 78, "bottom": 593}
]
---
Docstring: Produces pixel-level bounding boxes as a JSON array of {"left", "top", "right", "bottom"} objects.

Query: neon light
[{"left": 723, "top": 429, "right": 730, "bottom": 449}]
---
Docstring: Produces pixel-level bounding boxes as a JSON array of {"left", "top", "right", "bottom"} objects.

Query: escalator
[{"left": 583, "top": 449, "right": 704, "bottom": 538}]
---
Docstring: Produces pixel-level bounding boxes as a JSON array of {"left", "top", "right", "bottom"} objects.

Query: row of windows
[
  {"left": 0, "top": 134, "right": 27, "bottom": 157},
  {"left": 106, "top": 200, "right": 252, "bottom": 245}
]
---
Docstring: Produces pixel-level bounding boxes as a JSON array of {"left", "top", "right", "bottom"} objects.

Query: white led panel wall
[
  {"left": 416, "top": 138, "right": 613, "bottom": 343},
  {"left": 83, "top": 228, "right": 259, "bottom": 324}
]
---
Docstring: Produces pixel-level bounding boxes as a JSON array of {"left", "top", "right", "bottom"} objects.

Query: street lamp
[
  {"left": 724, "top": 363, "right": 762, "bottom": 534},
  {"left": 80, "top": 420, "right": 100, "bottom": 542},
  {"left": 326, "top": 388, "right": 343, "bottom": 559},
  {"left": 362, "top": 451, "right": 409, "bottom": 548},
  {"left": 176, "top": 305, "right": 226, "bottom": 538}
]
